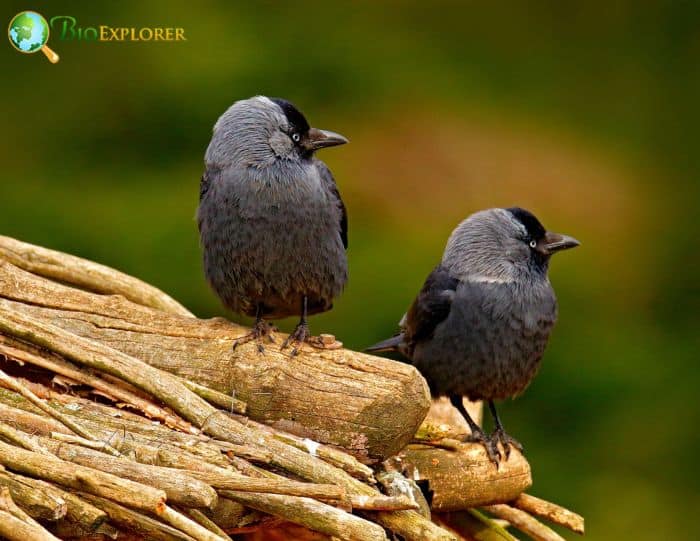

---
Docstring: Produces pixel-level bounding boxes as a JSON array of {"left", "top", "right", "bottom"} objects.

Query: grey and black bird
[
  {"left": 367, "top": 207, "right": 579, "bottom": 464},
  {"left": 197, "top": 96, "right": 349, "bottom": 353}
]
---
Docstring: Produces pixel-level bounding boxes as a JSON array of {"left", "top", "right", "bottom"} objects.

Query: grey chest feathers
[
  {"left": 411, "top": 277, "right": 558, "bottom": 401},
  {"left": 198, "top": 160, "right": 348, "bottom": 319}
]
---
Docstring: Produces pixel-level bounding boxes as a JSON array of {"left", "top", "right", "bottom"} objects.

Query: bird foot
[
  {"left": 490, "top": 428, "right": 523, "bottom": 460},
  {"left": 232, "top": 320, "right": 277, "bottom": 353},
  {"left": 463, "top": 426, "right": 502, "bottom": 466},
  {"left": 281, "top": 322, "right": 312, "bottom": 356},
  {"left": 281, "top": 327, "right": 342, "bottom": 356}
]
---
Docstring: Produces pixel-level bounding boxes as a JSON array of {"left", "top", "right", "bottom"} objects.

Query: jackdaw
[
  {"left": 367, "top": 207, "right": 579, "bottom": 464},
  {"left": 198, "top": 96, "right": 348, "bottom": 353}
]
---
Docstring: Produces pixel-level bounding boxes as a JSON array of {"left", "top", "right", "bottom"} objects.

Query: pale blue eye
[
  {"left": 291, "top": 133, "right": 301, "bottom": 142},
  {"left": 529, "top": 240, "right": 537, "bottom": 248}
]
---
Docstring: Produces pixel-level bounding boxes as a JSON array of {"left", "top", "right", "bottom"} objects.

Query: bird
[
  {"left": 367, "top": 207, "right": 579, "bottom": 464},
  {"left": 197, "top": 96, "right": 349, "bottom": 354}
]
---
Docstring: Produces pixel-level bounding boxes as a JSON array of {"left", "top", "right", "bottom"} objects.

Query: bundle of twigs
[{"left": 0, "top": 236, "right": 583, "bottom": 540}]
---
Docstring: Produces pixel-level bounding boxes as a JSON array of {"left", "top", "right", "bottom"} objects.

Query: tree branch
[{"left": 0, "top": 235, "right": 193, "bottom": 317}]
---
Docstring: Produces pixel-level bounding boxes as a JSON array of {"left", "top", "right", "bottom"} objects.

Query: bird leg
[
  {"left": 450, "top": 395, "right": 501, "bottom": 466},
  {"left": 488, "top": 401, "right": 523, "bottom": 460},
  {"left": 282, "top": 320, "right": 311, "bottom": 356},
  {"left": 281, "top": 297, "right": 312, "bottom": 356},
  {"left": 232, "top": 306, "right": 276, "bottom": 353}
]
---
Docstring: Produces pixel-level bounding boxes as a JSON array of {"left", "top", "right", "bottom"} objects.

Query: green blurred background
[{"left": 2, "top": 2, "right": 699, "bottom": 539}]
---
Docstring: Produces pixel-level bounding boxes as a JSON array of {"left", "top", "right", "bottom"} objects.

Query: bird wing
[
  {"left": 199, "top": 165, "right": 220, "bottom": 202},
  {"left": 366, "top": 265, "right": 458, "bottom": 355},
  {"left": 316, "top": 160, "right": 348, "bottom": 249},
  {"left": 403, "top": 264, "right": 459, "bottom": 348}
]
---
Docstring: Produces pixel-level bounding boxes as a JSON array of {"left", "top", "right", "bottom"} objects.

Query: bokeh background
[{"left": 3, "top": 2, "right": 699, "bottom": 539}]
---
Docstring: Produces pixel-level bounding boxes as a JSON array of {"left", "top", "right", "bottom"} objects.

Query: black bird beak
[
  {"left": 542, "top": 232, "right": 580, "bottom": 255},
  {"left": 303, "top": 128, "right": 349, "bottom": 151}
]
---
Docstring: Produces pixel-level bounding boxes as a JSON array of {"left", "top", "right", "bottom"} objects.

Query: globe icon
[{"left": 8, "top": 11, "right": 59, "bottom": 63}]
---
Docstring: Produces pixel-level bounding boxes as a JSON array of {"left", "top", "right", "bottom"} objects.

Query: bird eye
[
  {"left": 529, "top": 239, "right": 537, "bottom": 249},
  {"left": 291, "top": 132, "right": 301, "bottom": 142}
]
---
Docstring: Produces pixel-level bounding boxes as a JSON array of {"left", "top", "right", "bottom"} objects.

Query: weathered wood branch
[
  {"left": 0, "top": 467, "right": 108, "bottom": 531},
  {"left": 0, "top": 510, "right": 59, "bottom": 541},
  {"left": 57, "top": 489, "right": 109, "bottom": 531},
  {"left": 483, "top": 504, "right": 566, "bottom": 541},
  {"left": 0, "top": 340, "right": 198, "bottom": 433},
  {"left": 158, "top": 505, "right": 229, "bottom": 541},
  {"left": 0, "top": 374, "right": 457, "bottom": 540},
  {"left": 0, "top": 416, "right": 52, "bottom": 454},
  {"left": 511, "top": 493, "right": 584, "bottom": 535},
  {"left": 185, "top": 508, "right": 234, "bottom": 541},
  {"left": 0, "top": 368, "right": 120, "bottom": 456},
  {"left": 0, "top": 469, "right": 67, "bottom": 521},
  {"left": 437, "top": 509, "right": 518, "bottom": 541},
  {"left": 400, "top": 444, "right": 531, "bottom": 511},
  {"left": 223, "top": 491, "right": 389, "bottom": 541},
  {"left": 0, "top": 439, "right": 167, "bottom": 513},
  {"left": 49, "top": 520, "right": 120, "bottom": 541},
  {"left": 37, "top": 436, "right": 218, "bottom": 509},
  {"left": 203, "top": 497, "right": 245, "bottom": 531},
  {"left": 80, "top": 493, "right": 196, "bottom": 541},
  {"left": 0, "top": 486, "right": 61, "bottom": 541},
  {"left": 228, "top": 414, "right": 375, "bottom": 482},
  {"left": 0, "top": 234, "right": 193, "bottom": 317},
  {"left": 0, "top": 391, "right": 232, "bottom": 467},
  {"left": 0, "top": 258, "right": 429, "bottom": 460}
]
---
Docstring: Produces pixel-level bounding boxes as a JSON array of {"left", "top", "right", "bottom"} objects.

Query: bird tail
[{"left": 365, "top": 333, "right": 405, "bottom": 353}]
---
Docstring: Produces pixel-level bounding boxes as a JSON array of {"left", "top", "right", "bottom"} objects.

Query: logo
[
  {"left": 49, "top": 16, "right": 186, "bottom": 42},
  {"left": 8, "top": 12, "right": 186, "bottom": 62},
  {"left": 8, "top": 11, "right": 59, "bottom": 63}
]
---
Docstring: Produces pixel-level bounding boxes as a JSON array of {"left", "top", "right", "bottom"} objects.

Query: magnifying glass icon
[{"left": 8, "top": 11, "right": 60, "bottom": 63}]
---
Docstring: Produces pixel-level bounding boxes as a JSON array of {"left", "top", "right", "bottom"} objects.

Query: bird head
[
  {"left": 443, "top": 207, "right": 580, "bottom": 281},
  {"left": 205, "top": 96, "right": 348, "bottom": 168}
]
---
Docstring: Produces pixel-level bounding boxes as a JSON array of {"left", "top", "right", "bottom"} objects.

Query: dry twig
[
  {"left": 81, "top": 493, "right": 196, "bottom": 541},
  {"left": 511, "top": 493, "right": 584, "bottom": 534},
  {"left": 0, "top": 486, "right": 60, "bottom": 541},
  {"left": 0, "top": 438, "right": 167, "bottom": 513},
  {"left": 0, "top": 340, "right": 197, "bottom": 434},
  {"left": 186, "top": 508, "right": 234, "bottom": 541},
  {"left": 0, "top": 234, "right": 193, "bottom": 317},
  {"left": 483, "top": 504, "right": 565, "bottom": 541},
  {"left": 0, "top": 469, "right": 67, "bottom": 521},
  {"left": 0, "top": 368, "right": 120, "bottom": 456}
]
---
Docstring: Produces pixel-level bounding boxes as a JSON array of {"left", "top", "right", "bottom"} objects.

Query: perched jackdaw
[
  {"left": 198, "top": 96, "right": 348, "bottom": 353},
  {"left": 367, "top": 208, "right": 579, "bottom": 464}
]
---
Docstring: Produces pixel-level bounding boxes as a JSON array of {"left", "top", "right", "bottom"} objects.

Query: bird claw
[
  {"left": 463, "top": 426, "right": 501, "bottom": 466},
  {"left": 281, "top": 322, "right": 311, "bottom": 356},
  {"left": 232, "top": 320, "right": 277, "bottom": 353},
  {"left": 490, "top": 428, "right": 523, "bottom": 460}
]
